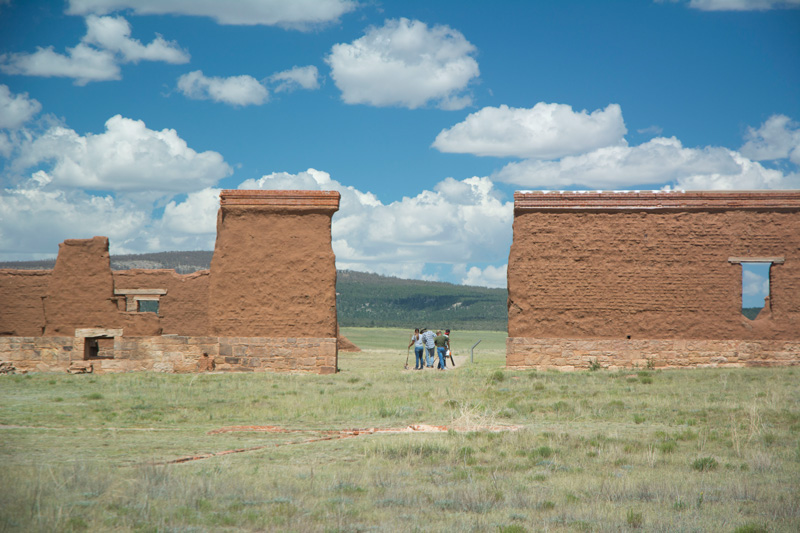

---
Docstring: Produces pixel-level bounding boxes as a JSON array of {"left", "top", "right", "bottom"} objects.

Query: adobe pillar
[{"left": 209, "top": 190, "right": 341, "bottom": 338}]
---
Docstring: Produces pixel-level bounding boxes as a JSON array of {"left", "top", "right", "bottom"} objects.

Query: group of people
[{"left": 408, "top": 327, "right": 452, "bottom": 370}]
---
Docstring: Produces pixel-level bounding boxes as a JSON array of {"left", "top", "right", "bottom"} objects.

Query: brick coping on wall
[
  {"left": 220, "top": 190, "right": 341, "bottom": 211},
  {"left": 514, "top": 190, "right": 800, "bottom": 212}
]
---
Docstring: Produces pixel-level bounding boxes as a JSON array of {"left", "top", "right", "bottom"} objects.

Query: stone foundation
[
  {"left": 0, "top": 336, "right": 337, "bottom": 374},
  {"left": 506, "top": 337, "right": 800, "bottom": 370}
]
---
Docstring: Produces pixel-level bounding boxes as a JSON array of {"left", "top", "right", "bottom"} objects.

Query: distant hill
[
  {"left": 741, "top": 307, "right": 763, "bottom": 320},
  {"left": 0, "top": 250, "right": 508, "bottom": 331},
  {"left": 110, "top": 251, "right": 214, "bottom": 273},
  {"left": 336, "top": 270, "right": 507, "bottom": 331},
  {"left": 0, "top": 250, "right": 214, "bottom": 274}
]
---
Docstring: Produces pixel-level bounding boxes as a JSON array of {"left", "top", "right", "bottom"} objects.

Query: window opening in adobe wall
[
  {"left": 137, "top": 299, "right": 159, "bottom": 313},
  {"left": 741, "top": 262, "right": 771, "bottom": 320}
]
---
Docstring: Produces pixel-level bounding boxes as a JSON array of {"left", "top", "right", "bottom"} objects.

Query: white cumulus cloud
[
  {"left": 740, "top": 114, "right": 800, "bottom": 165},
  {"left": 0, "top": 15, "right": 188, "bottom": 85},
  {"left": 161, "top": 188, "right": 221, "bottom": 235},
  {"left": 433, "top": 103, "right": 627, "bottom": 159},
  {"left": 269, "top": 65, "right": 320, "bottom": 93},
  {"left": 0, "top": 44, "right": 119, "bottom": 85},
  {"left": 67, "top": 0, "right": 358, "bottom": 29},
  {"left": 234, "top": 168, "right": 512, "bottom": 279},
  {"left": 0, "top": 179, "right": 148, "bottom": 258},
  {"left": 459, "top": 264, "right": 507, "bottom": 288},
  {"left": 83, "top": 15, "right": 189, "bottom": 64},
  {"left": 177, "top": 70, "right": 269, "bottom": 106},
  {"left": 495, "top": 136, "right": 798, "bottom": 190},
  {"left": 326, "top": 18, "right": 479, "bottom": 110},
  {"left": 0, "top": 85, "right": 42, "bottom": 129},
  {"left": 13, "top": 114, "right": 231, "bottom": 192},
  {"left": 688, "top": 0, "right": 800, "bottom": 10}
]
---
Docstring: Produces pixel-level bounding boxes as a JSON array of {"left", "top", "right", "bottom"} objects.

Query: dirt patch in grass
[{"left": 164, "top": 424, "right": 523, "bottom": 464}]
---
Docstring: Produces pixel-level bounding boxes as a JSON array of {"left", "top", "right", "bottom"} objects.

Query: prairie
[{"left": 0, "top": 327, "right": 798, "bottom": 532}]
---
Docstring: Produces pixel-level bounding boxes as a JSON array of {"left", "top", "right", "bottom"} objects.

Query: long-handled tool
[
  {"left": 404, "top": 347, "right": 410, "bottom": 370},
  {"left": 448, "top": 349, "right": 456, "bottom": 367}
]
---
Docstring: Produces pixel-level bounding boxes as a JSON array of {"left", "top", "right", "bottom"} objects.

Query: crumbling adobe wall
[
  {"left": 112, "top": 269, "right": 210, "bottom": 335},
  {"left": 209, "top": 190, "right": 340, "bottom": 338},
  {"left": 509, "top": 191, "right": 800, "bottom": 341},
  {"left": 0, "top": 270, "right": 50, "bottom": 336},
  {"left": 43, "top": 237, "right": 160, "bottom": 336},
  {"left": 0, "top": 191, "right": 342, "bottom": 374}
]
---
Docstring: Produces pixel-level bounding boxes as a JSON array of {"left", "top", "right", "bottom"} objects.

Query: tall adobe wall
[
  {"left": 507, "top": 191, "right": 800, "bottom": 370},
  {"left": 209, "top": 190, "right": 340, "bottom": 338}
]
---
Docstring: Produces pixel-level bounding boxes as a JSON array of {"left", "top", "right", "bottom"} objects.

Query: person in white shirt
[
  {"left": 408, "top": 328, "right": 425, "bottom": 370},
  {"left": 421, "top": 328, "right": 436, "bottom": 368}
]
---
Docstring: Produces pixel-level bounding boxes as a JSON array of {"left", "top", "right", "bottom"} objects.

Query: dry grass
[{"left": 0, "top": 329, "right": 798, "bottom": 531}]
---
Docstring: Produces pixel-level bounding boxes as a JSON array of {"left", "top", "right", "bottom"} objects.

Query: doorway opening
[{"left": 84, "top": 336, "right": 115, "bottom": 360}]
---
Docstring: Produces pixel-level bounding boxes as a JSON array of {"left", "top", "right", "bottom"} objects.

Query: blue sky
[{"left": 0, "top": 0, "right": 798, "bottom": 302}]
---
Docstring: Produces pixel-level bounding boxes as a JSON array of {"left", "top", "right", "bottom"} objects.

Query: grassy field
[{"left": 1, "top": 327, "right": 798, "bottom": 532}]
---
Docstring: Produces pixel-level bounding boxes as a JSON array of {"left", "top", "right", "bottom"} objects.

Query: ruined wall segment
[
  {"left": 209, "top": 190, "right": 340, "bottom": 339},
  {"left": 508, "top": 191, "right": 800, "bottom": 369},
  {"left": 0, "top": 191, "right": 341, "bottom": 374},
  {"left": 112, "top": 269, "right": 210, "bottom": 335},
  {"left": 43, "top": 237, "right": 160, "bottom": 336},
  {"left": 0, "top": 270, "right": 49, "bottom": 336}
]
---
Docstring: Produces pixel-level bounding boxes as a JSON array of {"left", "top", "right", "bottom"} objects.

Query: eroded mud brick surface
[
  {"left": 209, "top": 190, "right": 340, "bottom": 338},
  {"left": 508, "top": 191, "right": 800, "bottom": 341}
]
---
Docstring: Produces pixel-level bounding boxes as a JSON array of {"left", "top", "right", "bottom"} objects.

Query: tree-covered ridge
[
  {"left": 1, "top": 252, "right": 508, "bottom": 331},
  {"left": 0, "top": 250, "right": 214, "bottom": 273},
  {"left": 111, "top": 251, "right": 213, "bottom": 273},
  {"left": 336, "top": 270, "right": 507, "bottom": 331}
]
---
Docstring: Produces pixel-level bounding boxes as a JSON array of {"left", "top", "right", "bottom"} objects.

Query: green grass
[{"left": 1, "top": 328, "right": 798, "bottom": 532}]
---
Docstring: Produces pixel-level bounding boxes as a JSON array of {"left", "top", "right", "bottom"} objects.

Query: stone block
[
  {"left": 153, "top": 362, "right": 175, "bottom": 373},
  {"left": 506, "top": 336, "right": 800, "bottom": 370},
  {"left": 248, "top": 344, "right": 267, "bottom": 357}
]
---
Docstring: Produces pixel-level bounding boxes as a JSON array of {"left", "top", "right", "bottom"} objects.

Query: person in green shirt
[{"left": 434, "top": 330, "right": 448, "bottom": 370}]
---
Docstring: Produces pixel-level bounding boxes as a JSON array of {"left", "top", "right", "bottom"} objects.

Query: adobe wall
[
  {"left": 209, "top": 190, "right": 340, "bottom": 339},
  {"left": 0, "top": 237, "right": 161, "bottom": 337},
  {"left": 0, "top": 190, "right": 342, "bottom": 374},
  {"left": 112, "top": 269, "right": 210, "bottom": 336},
  {"left": 507, "top": 191, "right": 800, "bottom": 369},
  {"left": 0, "top": 269, "right": 49, "bottom": 336}
]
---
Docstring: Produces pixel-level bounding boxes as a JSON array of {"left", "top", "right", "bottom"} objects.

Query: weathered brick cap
[
  {"left": 514, "top": 190, "right": 800, "bottom": 212},
  {"left": 220, "top": 190, "right": 340, "bottom": 211}
]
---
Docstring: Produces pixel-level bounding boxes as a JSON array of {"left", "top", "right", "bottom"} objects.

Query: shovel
[{"left": 404, "top": 347, "right": 410, "bottom": 370}]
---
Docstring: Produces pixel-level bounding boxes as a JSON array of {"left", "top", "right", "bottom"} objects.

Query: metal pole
[{"left": 470, "top": 340, "right": 481, "bottom": 363}]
